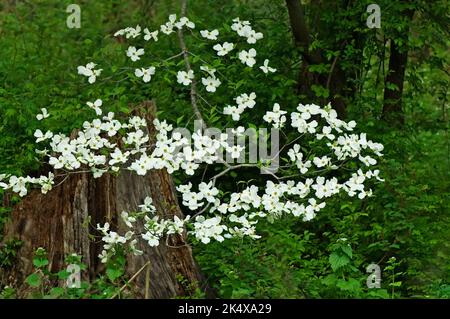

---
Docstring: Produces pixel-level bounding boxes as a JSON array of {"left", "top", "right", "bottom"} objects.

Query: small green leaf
[
  {"left": 106, "top": 267, "right": 123, "bottom": 282},
  {"left": 48, "top": 287, "right": 65, "bottom": 298},
  {"left": 33, "top": 258, "right": 49, "bottom": 268},
  {"left": 389, "top": 282, "right": 402, "bottom": 287},
  {"left": 57, "top": 269, "right": 70, "bottom": 280},
  {"left": 26, "top": 273, "right": 42, "bottom": 288},
  {"left": 329, "top": 252, "right": 350, "bottom": 271},
  {"left": 341, "top": 245, "right": 353, "bottom": 258}
]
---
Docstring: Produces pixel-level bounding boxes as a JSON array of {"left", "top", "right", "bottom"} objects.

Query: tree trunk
[
  {"left": 382, "top": 40, "right": 409, "bottom": 125},
  {"left": 1, "top": 101, "right": 205, "bottom": 298},
  {"left": 285, "top": 0, "right": 347, "bottom": 117},
  {"left": 285, "top": 0, "right": 322, "bottom": 65},
  {"left": 382, "top": 8, "right": 414, "bottom": 126}
]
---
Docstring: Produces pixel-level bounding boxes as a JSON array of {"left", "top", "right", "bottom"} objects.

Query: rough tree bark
[{"left": 1, "top": 101, "right": 205, "bottom": 298}]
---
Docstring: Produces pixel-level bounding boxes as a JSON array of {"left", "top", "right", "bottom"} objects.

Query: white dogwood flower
[
  {"left": 77, "top": 62, "right": 102, "bottom": 84},
  {"left": 200, "top": 65, "right": 216, "bottom": 77},
  {"left": 260, "top": 59, "right": 276, "bottom": 74},
  {"left": 263, "top": 103, "right": 287, "bottom": 128},
  {"left": 34, "top": 129, "right": 53, "bottom": 143},
  {"left": 201, "top": 76, "right": 221, "bottom": 92},
  {"left": 223, "top": 105, "right": 241, "bottom": 121},
  {"left": 160, "top": 14, "right": 177, "bottom": 34},
  {"left": 143, "top": 28, "right": 158, "bottom": 41},
  {"left": 239, "top": 48, "right": 257, "bottom": 67},
  {"left": 86, "top": 99, "right": 103, "bottom": 116},
  {"left": 200, "top": 29, "right": 219, "bottom": 40},
  {"left": 142, "top": 231, "right": 160, "bottom": 247},
  {"left": 177, "top": 70, "right": 194, "bottom": 86},
  {"left": 36, "top": 108, "right": 49, "bottom": 121},
  {"left": 114, "top": 25, "right": 141, "bottom": 38},
  {"left": 246, "top": 29, "right": 263, "bottom": 44},
  {"left": 176, "top": 17, "right": 195, "bottom": 29},
  {"left": 126, "top": 46, "right": 145, "bottom": 62},
  {"left": 135, "top": 67, "right": 156, "bottom": 83},
  {"left": 213, "top": 42, "right": 234, "bottom": 56},
  {"left": 121, "top": 211, "right": 137, "bottom": 228}
]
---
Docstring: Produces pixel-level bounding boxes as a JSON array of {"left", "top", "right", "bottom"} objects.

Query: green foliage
[
  {"left": 0, "top": 239, "right": 21, "bottom": 269},
  {"left": 16, "top": 248, "right": 136, "bottom": 299},
  {"left": 175, "top": 274, "right": 206, "bottom": 299}
]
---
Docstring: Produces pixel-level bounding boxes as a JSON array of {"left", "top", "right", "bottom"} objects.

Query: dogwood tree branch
[{"left": 178, "top": 0, "right": 206, "bottom": 129}]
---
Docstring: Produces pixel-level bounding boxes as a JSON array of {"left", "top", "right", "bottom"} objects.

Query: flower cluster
[
  {"left": 223, "top": 92, "right": 257, "bottom": 121},
  {"left": 263, "top": 103, "right": 287, "bottom": 128},
  {"left": 108, "top": 14, "right": 274, "bottom": 93},
  {"left": 113, "top": 25, "right": 142, "bottom": 39},
  {"left": 0, "top": 173, "right": 54, "bottom": 197},
  {"left": 97, "top": 222, "right": 142, "bottom": 263},
  {"left": 161, "top": 14, "right": 195, "bottom": 34},
  {"left": 96, "top": 196, "right": 190, "bottom": 262},
  {"left": 231, "top": 18, "right": 263, "bottom": 44},
  {"left": 114, "top": 14, "right": 195, "bottom": 39}
]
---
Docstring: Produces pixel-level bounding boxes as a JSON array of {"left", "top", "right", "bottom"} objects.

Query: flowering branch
[
  {"left": 177, "top": 0, "right": 205, "bottom": 129},
  {"left": 0, "top": 13, "right": 386, "bottom": 265}
]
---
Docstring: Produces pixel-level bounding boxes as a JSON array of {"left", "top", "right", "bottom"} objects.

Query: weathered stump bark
[{"left": 1, "top": 101, "right": 204, "bottom": 298}]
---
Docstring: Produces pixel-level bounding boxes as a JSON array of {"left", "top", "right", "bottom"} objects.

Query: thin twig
[
  {"left": 145, "top": 263, "right": 151, "bottom": 299},
  {"left": 110, "top": 261, "right": 151, "bottom": 299},
  {"left": 326, "top": 55, "right": 339, "bottom": 92},
  {"left": 210, "top": 163, "right": 258, "bottom": 182},
  {"left": 163, "top": 51, "right": 185, "bottom": 62}
]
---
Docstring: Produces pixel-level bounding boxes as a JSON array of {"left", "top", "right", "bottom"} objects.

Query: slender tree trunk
[
  {"left": 1, "top": 101, "right": 206, "bottom": 298},
  {"left": 285, "top": 0, "right": 347, "bottom": 117},
  {"left": 382, "top": 9, "right": 414, "bottom": 126},
  {"left": 382, "top": 40, "right": 409, "bottom": 125},
  {"left": 285, "top": 0, "right": 321, "bottom": 65}
]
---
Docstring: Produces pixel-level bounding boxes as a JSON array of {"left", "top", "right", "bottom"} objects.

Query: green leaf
[
  {"left": 329, "top": 252, "right": 350, "bottom": 271},
  {"left": 57, "top": 269, "right": 70, "bottom": 280},
  {"left": 311, "top": 84, "right": 329, "bottom": 98},
  {"left": 26, "top": 273, "right": 42, "bottom": 288},
  {"left": 386, "top": 82, "right": 399, "bottom": 91},
  {"left": 389, "top": 282, "right": 402, "bottom": 287},
  {"left": 341, "top": 245, "right": 353, "bottom": 258},
  {"left": 33, "top": 258, "right": 49, "bottom": 268},
  {"left": 106, "top": 267, "right": 123, "bottom": 282},
  {"left": 48, "top": 287, "right": 65, "bottom": 298},
  {"left": 308, "top": 64, "right": 329, "bottom": 74},
  {"left": 367, "top": 289, "right": 389, "bottom": 299},
  {"left": 336, "top": 278, "right": 360, "bottom": 291}
]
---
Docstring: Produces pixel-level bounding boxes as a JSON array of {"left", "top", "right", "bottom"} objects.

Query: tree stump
[{"left": 1, "top": 101, "right": 204, "bottom": 298}]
